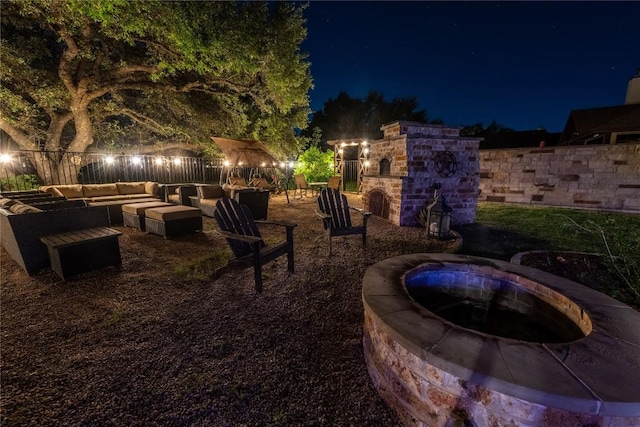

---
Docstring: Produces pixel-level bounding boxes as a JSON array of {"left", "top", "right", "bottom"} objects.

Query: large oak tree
[{"left": 1, "top": 0, "right": 312, "bottom": 183}]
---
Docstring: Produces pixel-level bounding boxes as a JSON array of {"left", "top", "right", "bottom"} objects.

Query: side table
[{"left": 40, "top": 227, "right": 122, "bottom": 280}]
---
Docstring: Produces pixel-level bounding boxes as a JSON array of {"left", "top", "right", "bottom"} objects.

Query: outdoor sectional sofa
[
  {"left": 39, "top": 181, "right": 161, "bottom": 224},
  {"left": 0, "top": 196, "right": 111, "bottom": 275},
  {"left": 195, "top": 184, "right": 227, "bottom": 217},
  {"left": 193, "top": 184, "right": 270, "bottom": 220}
]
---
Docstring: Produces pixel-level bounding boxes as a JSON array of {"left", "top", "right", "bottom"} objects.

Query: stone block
[{"left": 560, "top": 174, "right": 580, "bottom": 181}]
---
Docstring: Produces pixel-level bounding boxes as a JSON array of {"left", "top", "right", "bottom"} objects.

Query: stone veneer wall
[
  {"left": 478, "top": 143, "right": 640, "bottom": 211},
  {"left": 363, "top": 311, "right": 636, "bottom": 427},
  {"left": 362, "top": 121, "right": 481, "bottom": 227}
]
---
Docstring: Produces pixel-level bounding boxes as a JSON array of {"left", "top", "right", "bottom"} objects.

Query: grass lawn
[
  {"left": 472, "top": 202, "right": 640, "bottom": 305},
  {"left": 475, "top": 202, "right": 640, "bottom": 254}
]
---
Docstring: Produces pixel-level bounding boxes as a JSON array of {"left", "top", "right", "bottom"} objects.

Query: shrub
[
  {"left": 294, "top": 145, "right": 334, "bottom": 183},
  {"left": 0, "top": 174, "right": 41, "bottom": 191},
  {"left": 564, "top": 216, "right": 640, "bottom": 304}
]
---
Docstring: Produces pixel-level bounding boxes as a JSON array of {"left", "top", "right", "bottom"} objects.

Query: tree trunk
[{"left": 31, "top": 151, "right": 85, "bottom": 186}]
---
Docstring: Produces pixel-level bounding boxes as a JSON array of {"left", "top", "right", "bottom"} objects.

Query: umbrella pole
[{"left": 284, "top": 169, "right": 291, "bottom": 204}]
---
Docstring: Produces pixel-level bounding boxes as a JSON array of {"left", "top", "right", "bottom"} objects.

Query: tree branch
[
  {"left": 120, "top": 108, "right": 169, "bottom": 134},
  {"left": 53, "top": 22, "right": 80, "bottom": 94},
  {"left": 113, "top": 65, "right": 161, "bottom": 77},
  {"left": 45, "top": 112, "right": 74, "bottom": 152},
  {"left": 86, "top": 77, "right": 256, "bottom": 103},
  {"left": 0, "top": 118, "right": 40, "bottom": 151}
]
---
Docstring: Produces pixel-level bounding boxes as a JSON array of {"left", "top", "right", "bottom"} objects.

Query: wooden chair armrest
[
  {"left": 215, "top": 230, "right": 263, "bottom": 244},
  {"left": 315, "top": 210, "right": 333, "bottom": 229},
  {"left": 351, "top": 207, "right": 372, "bottom": 217},
  {"left": 255, "top": 220, "right": 297, "bottom": 229},
  {"left": 315, "top": 210, "right": 332, "bottom": 220}
]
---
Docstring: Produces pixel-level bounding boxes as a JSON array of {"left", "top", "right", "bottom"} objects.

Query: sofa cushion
[
  {"left": 122, "top": 201, "right": 171, "bottom": 215},
  {"left": 83, "top": 183, "right": 118, "bottom": 197},
  {"left": 228, "top": 176, "right": 247, "bottom": 186},
  {"left": 145, "top": 181, "right": 159, "bottom": 197},
  {"left": 117, "top": 182, "right": 146, "bottom": 195},
  {"left": 146, "top": 205, "right": 201, "bottom": 221},
  {"left": 88, "top": 194, "right": 150, "bottom": 202},
  {"left": 250, "top": 177, "right": 275, "bottom": 190},
  {"left": 198, "top": 198, "right": 218, "bottom": 207},
  {"left": 39, "top": 185, "right": 56, "bottom": 195},
  {"left": 22, "top": 205, "right": 44, "bottom": 213},
  {"left": 52, "top": 184, "right": 84, "bottom": 199},
  {"left": 222, "top": 184, "right": 251, "bottom": 192},
  {"left": 0, "top": 198, "right": 18, "bottom": 208},
  {"left": 9, "top": 201, "right": 43, "bottom": 214},
  {"left": 88, "top": 197, "right": 158, "bottom": 207},
  {"left": 121, "top": 194, "right": 155, "bottom": 200},
  {"left": 199, "top": 185, "right": 225, "bottom": 199}
]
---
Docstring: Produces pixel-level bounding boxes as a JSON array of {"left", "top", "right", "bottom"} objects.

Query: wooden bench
[{"left": 39, "top": 227, "right": 122, "bottom": 280}]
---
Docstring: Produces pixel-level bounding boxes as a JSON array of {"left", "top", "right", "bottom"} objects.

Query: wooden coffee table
[{"left": 40, "top": 227, "right": 122, "bottom": 280}]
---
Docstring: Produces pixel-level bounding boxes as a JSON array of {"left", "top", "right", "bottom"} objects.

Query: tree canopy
[
  {"left": 0, "top": 0, "right": 312, "bottom": 182},
  {"left": 303, "top": 91, "right": 431, "bottom": 146},
  {"left": 460, "top": 120, "right": 515, "bottom": 137}
]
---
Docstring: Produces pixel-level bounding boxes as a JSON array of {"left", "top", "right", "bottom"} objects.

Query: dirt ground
[
  {"left": 0, "top": 193, "right": 630, "bottom": 426},
  {"left": 1, "top": 193, "right": 457, "bottom": 426}
]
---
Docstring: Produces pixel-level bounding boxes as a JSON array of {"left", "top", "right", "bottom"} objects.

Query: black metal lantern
[{"left": 426, "top": 195, "right": 452, "bottom": 239}]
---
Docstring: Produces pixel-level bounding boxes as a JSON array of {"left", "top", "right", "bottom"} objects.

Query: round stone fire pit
[{"left": 362, "top": 253, "right": 640, "bottom": 427}]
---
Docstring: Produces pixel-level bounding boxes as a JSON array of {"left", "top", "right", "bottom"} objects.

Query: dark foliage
[{"left": 303, "top": 91, "right": 429, "bottom": 147}]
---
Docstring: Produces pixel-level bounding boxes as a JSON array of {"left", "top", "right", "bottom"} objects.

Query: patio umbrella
[
  {"left": 211, "top": 137, "right": 289, "bottom": 199},
  {"left": 211, "top": 137, "right": 280, "bottom": 167}
]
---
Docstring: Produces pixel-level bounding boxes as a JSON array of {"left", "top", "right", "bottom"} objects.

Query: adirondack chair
[
  {"left": 327, "top": 176, "right": 341, "bottom": 190},
  {"left": 294, "top": 174, "right": 311, "bottom": 199},
  {"left": 316, "top": 188, "right": 372, "bottom": 255},
  {"left": 214, "top": 197, "right": 296, "bottom": 293}
]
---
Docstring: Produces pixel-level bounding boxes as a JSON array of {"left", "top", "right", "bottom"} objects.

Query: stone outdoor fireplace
[{"left": 362, "top": 121, "right": 482, "bottom": 227}]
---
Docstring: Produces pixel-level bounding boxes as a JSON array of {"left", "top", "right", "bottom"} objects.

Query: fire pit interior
[
  {"left": 363, "top": 253, "right": 640, "bottom": 427},
  {"left": 404, "top": 267, "right": 589, "bottom": 343}
]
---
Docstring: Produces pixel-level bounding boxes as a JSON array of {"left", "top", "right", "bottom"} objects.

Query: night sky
[{"left": 302, "top": 1, "right": 640, "bottom": 132}]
